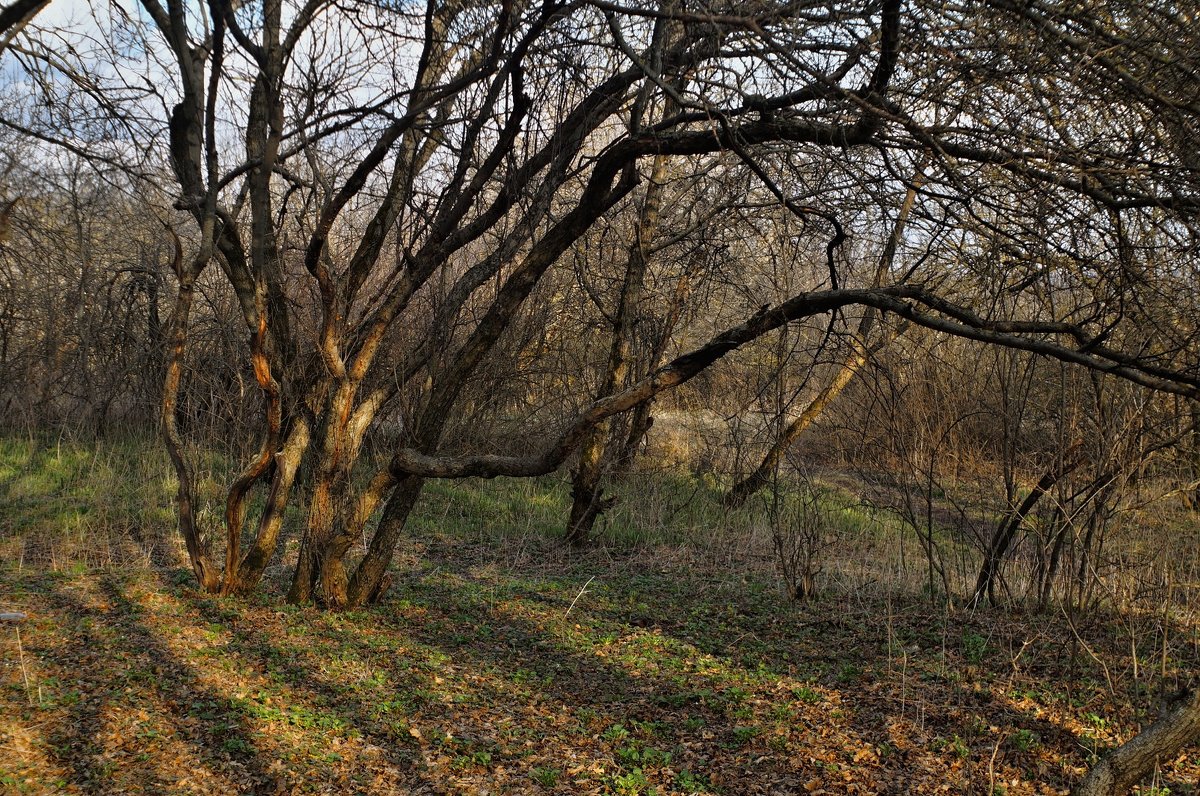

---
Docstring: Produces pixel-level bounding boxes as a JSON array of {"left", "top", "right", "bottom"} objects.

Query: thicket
[{"left": 3, "top": 0, "right": 1200, "bottom": 788}]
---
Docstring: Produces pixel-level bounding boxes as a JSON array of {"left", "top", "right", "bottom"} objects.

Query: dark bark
[
  {"left": 0, "top": 197, "right": 18, "bottom": 243},
  {"left": 1188, "top": 400, "right": 1200, "bottom": 510},
  {"left": 725, "top": 174, "right": 921, "bottom": 509},
  {"left": 0, "top": 0, "right": 47, "bottom": 48},
  {"left": 969, "top": 441, "right": 1086, "bottom": 609},
  {"left": 160, "top": 233, "right": 219, "bottom": 593},
  {"left": 346, "top": 475, "right": 426, "bottom": 608},
  {"left": 566, "top": 153, "right": 669, "bottom": 545},
  {"left": 221, "top": 311, "right": 282, "bottom": 594},
  {"left": 614, "top": 256, "right": 700, "bottom": 471}
]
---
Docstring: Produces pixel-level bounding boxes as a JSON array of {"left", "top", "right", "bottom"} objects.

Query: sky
[{"left": 37, "top": 0, "right": 113, "bottom": 29}]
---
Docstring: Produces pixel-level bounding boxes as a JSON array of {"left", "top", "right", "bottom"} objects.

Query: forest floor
[
  {"left": 1, "top": 535, "right": 1198, "bottom": 795},
  {"left": 0, "top": 435, "right": 1198, "bottom": 794}
]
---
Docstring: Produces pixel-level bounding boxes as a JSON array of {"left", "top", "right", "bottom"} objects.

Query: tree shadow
[
  {"left": 0, "top": 564, "right": 922, "bottom": 793},
  {"left": 10, "top": 558, "right": 1196, "bottom": 795},
  {"left": 365, "top": 554, "right": 1200, "bottom": 794},
  {"left": 183, "top": 565, "right": 907, "bottom": 792},
  {"left": 13, "top": 574, "right": 276, "bottom": 793},
  {"left": 183, "top": 586, "right": 659, "bottom": 791},
  {"left": 182, "top": 592, "right": 444, "bottom": 793}
]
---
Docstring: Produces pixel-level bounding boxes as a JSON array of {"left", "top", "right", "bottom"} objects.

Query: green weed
[
  {"left": 531, "top": 766, "right": 560, "bottom": 787},
  {"left": 962, "top": 632, "right": 987, "bottom": 664},
  {"left": 794, "top": 685, "right": 823, "bottom": 704},
  {"left": 1009, "top": 728, "right": 1039, "bottom": 752},
  {"left": 675, "top": 769, "right": 710, "bottom": 792},
  {"left": 612, "top": 768, "right": 653, "bottom": 795},
  {"left": 603, "top": 724, "right": 631, "bottom": 743}
]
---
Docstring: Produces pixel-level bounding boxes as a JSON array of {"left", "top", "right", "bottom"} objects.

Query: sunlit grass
[
  {"left": 6, "top": 551, "right": 1197, "bottom": 794},
  {"left": 0, "top": 434, "right": 179, "bottom": 571},
  {"left": 1, "top": 433, "right": 1198, "bottom": 793},
  {"left": 1, "top": 432, "right": 1192, "bottom": 619}
]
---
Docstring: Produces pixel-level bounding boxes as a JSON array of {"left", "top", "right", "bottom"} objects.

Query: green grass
[
  {"left": 0, "top": 433, "right": 917, "bottom": 585},
  {"left": 410, "top": 475, "right": 572, "bottom": 540},
  {"left": 3, "top": 429, "right": 1193, "bottom": 626},
  {"left": 2, "top": 537, "right": 1199, "bottom": 794},
  {"left": 2, "top": 433, "right": 1199, "bottom": 795},
  {"left": 394, "top": 454, "right": 915, "bottom": 557},
  {"left": 0, "top": 433, "right": 179, "bottom": 570}
]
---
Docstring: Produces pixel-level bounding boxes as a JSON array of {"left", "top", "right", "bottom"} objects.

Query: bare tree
[
  {"left": 7, "top": 0, "right": 1200, "bottom": 613},
  {"left": 724, "top": 174, "right": 923, "bottom": 508}
]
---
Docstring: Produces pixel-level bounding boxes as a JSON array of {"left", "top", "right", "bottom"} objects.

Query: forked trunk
[
  {"left": 288, "top": 465, "right": 341, "bottom": 604},
  {"left": 288, "top": 385, "right": 394, "bottom": 606},
  {"left": 161, "top": 240, "right": 219, "bottom": 592},
  {"left": 226, "top": 421, "right": 310, "bottom": 595},
  {"left": 288, "top": 451, "right": 360, "bottom": 606},
  {"left": 347, "top": 475, "right": 427, "bottom": 607}
]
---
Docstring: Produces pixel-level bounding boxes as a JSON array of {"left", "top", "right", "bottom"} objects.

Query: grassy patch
[{"left": 0, "top": 434, "right": 180, "bottom": 571}]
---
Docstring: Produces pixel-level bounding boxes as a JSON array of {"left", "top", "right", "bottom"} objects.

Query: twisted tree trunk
[{"left": 566, "top": 154, "right": 668, "bottom": 545}]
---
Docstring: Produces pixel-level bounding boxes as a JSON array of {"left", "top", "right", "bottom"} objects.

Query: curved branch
[
  {"left": 0, "top": 0, "right": 46, "bottom": 52},
  {"left": 388, "top": 285, "right": 1200, "bottom": 481}
]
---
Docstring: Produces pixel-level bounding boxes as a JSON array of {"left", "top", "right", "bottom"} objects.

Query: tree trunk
[
  {"left": 613, "top": 254, "right": 699, "bottom": 472},
  {"left": 724, "top": 175, "right": 921, "bottom": 509},
  {"left": 969, "top": 440, "right": 1085, "bottom": 609},
  {"left": 566, "top": 435, "right": 609, "bottom": 546},
  {"left": 0, "top": 0, "right": 48, "bottom": 50},
  {"left": 565, "top": 153, "right": 669, "bottom": 544},
  {"left": 1074, "top": 688, "right": 1200, "bottom": 796},
  {"left": 346, "top": 475, "right": 426, "bottom": 608},
  {"left": 725, "top": 340, "right": 869, "bottom": 509},
  {"left": 161, "top": 236, "right": 219, "bottom": 593},
  {"left": 287, "top": 383, "right": 384, "bottom": 606},
  {"left": 1188, "top": 400, "right": 1200, "bottom": 510},
  {"left": 221, "top": 310, "right": 282, "bottom": 594},
  {"left": 226, "top": 420, "right": 310, "bottom": 595}
]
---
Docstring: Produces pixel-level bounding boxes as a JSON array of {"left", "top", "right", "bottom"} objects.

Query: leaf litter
[{"left": 0, "top": 537, "right": 1196, "bottom": 794}]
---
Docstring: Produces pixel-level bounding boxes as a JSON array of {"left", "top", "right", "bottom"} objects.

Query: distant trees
[
  {"left": 0, "top": 152, "right": 169, "bottom": 431},
  {"left": 723, "top": 174, "right": 922, "bottom": 509}
]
